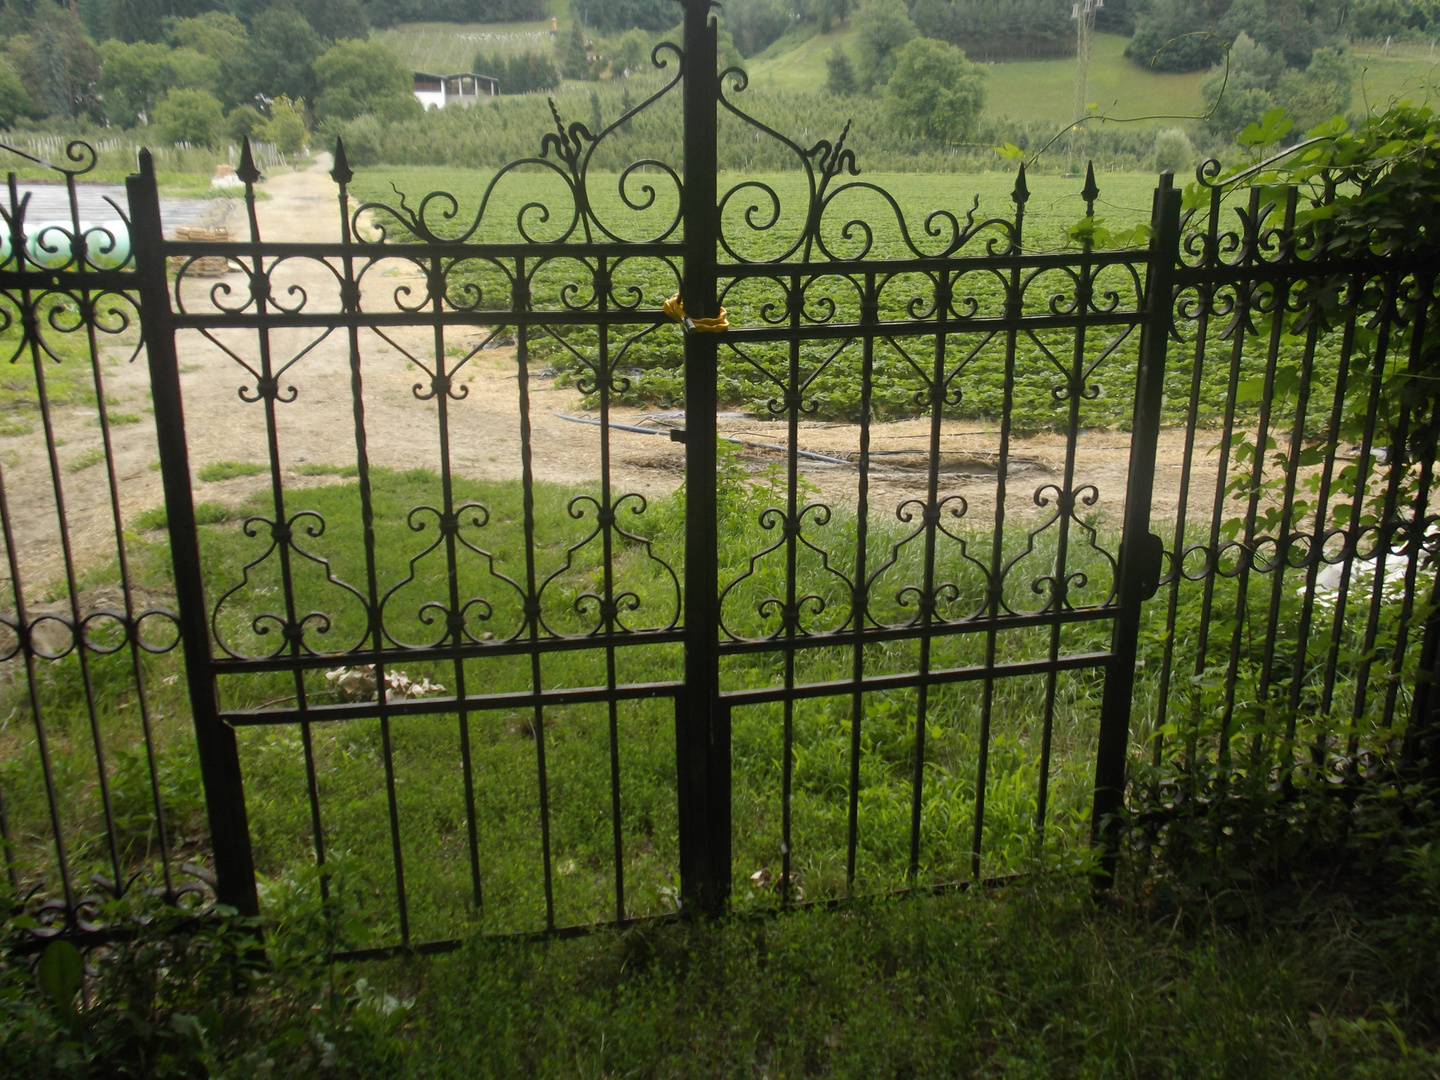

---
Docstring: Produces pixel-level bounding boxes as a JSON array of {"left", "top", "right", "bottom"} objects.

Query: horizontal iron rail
[
  {"left": 204, "top": 605, "right": 1119, "bottom": 675},
  {"left": 220, "top": 680, "right": 683, "bottom": 726},
  {"left": 717, "top": 651, "right": 1112, "bottom": 707},
  {"left": 160, "top": 240, "right": 686, "bottom": 259},
  {"left": 166, "top": 311, "right": 1146, "bottom": 333},
  {"left": 218, "top": 649, "right": 1110, "bottom": 727},
  {"left": 715, "top": 603, "right": 1121, "bottom": 652},
  {"left": 208, "top": 627, "right": 689, "bottom": 673}
]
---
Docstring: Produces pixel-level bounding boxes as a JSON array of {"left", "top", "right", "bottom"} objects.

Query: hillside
[{"left": 744, "top": 30, "right": 1206, "bottom": 125}]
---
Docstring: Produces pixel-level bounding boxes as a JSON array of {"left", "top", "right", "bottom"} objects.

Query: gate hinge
[
  {"left": 1128, "top": 532, "right": 1165, "bottom": 601},
  {"left": 669, "top": 428, "right": 686, "bottom": 444}
]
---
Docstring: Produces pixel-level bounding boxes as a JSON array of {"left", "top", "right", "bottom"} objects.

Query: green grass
[
  {"left": 744, "top": 30, "right": 1206, "bottom": 125},
  {"left": 745, "top": 24, "right": 859, "bottom": 92},
  {"left": 1351, "top": 44, "right": 1440, "bottom": 109},
  {"left": 133, "top": 501, "right": 235, "bottom": 531},
  {"left": 66, "top": 447, "right": 105, "bottom": 473},
  {"left": 197, "top": 460, "right": 267, "bottom": 482},
  {"left": 295, "top": 462, "right": 360, "bottom": 477},
  {"left": 349, "top": 877, "right": 1437, "bottom": 1078},
  {"left": 989, "top": 32, "right": 1206, "bottom": 123}
]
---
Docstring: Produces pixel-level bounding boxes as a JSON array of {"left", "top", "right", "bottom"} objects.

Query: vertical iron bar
[
  {"left": 1092, "top": 172, "right": 1180, "bottom": 880},
  {"left": 67, "top": 170, "right": 176, "bottom": 899},
  {"left": 992, "top": 168, "right": 1024, "bottom": 837},
  {"left": 908, "top": 268, "right": 950, "bottom": 884},
  {"left": 126, "top": 152, "right": 258, "bottom": 914},
  {"left": 1030, "top": 166, "right": 1099, "bottom": 875},
  {"left": 3, "top": 175, "right": 74, "bottom": 914},
  {"left": 679, "top": 0, "right": 726, "bottom": 916},
  {"left": 780, "top": 271, "right": 801, "bottom": 907},
  {"left": 1289, "top": 274, "right": 1361, "bottom": 737},
  {"left": 845, "top": 274, "right": 877, "bottom": 894},
  {"left": 514, "top": 258, "right": 556, "bottom": 930},
  {"left": 1154, "top": 214, "right": 1215, "bottom": 768},
  {"left": 596, "top": 258, "right": 627, "bottom": 924}
]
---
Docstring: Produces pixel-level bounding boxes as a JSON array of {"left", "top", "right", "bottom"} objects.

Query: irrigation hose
[{"left": 664, "top": 293, "right": 729, "bottom": 333}]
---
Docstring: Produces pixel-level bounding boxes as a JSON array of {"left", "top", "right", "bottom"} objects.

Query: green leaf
[
  {"left": 1307, "top": 114, "right": 1348, "bottom": 139},
  {"left": 37, "top": 940, "right": 83, "bottom": 1014},
  {"left": 994, "top": 142, "right": 1024, "bottom": 161}
]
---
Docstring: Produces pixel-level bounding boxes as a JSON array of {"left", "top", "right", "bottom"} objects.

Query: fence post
[
  {"left": 1091, "top": 171, "right": 1182, "bottom": 886},
  {"left": 127, "top": 152, "right": 259, "bottom": 916},
  {"left": 676, "top": 0, "right": 728, "bottom": 917}
]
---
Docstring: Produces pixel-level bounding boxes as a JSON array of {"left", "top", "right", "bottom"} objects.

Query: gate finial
[
  {"left": 331, "top": 137, "right": 353, "bottom": 187},
  {"left": 237, "top": 137, "right": 261, "bottom": 186}
]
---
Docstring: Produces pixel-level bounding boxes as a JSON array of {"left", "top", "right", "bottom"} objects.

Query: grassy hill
[
  {"left": 1349, "top": 41, "right": 1440, "bottom": 107},
  {"left": 743, "top": 31, "right": 1206, "bottom": 125}
]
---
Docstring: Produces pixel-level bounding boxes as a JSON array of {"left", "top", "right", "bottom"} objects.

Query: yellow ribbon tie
[{"left": 664, "top": 293, "right": 729, "bottom": 333}]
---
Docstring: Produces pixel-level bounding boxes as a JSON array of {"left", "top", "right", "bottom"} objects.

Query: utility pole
[{"left": 1070, "top": 0, "right": 1102, "bottom": 173}]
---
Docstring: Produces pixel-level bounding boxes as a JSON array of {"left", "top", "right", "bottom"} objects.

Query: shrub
[
  {"left": 152, "top": 87, "right": 224, "bottom": 147},
  {"left": 1152, "top": 126, "right": 1195, "bottom": 174},
  {"left": 258, "top": 94, "right": 308, "bottom": 154},
  {"left": 314, "top": 38, "right": 420, "bottom": 125},
  {"left": 883, "top": 37, "right": 986, "bottom": 143}
]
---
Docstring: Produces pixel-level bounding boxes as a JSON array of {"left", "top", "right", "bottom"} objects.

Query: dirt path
[{"left": 4, "top": 156, "right": 1221, "bottom": 602}]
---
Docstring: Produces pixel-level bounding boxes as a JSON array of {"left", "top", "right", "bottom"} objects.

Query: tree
[
  {"left": 102, "top": 0, "right": 167, "bottom": 44},
  {"left": 300, "top": 0, "right": 369, "bottom": 40},
  {"left": 610, "top": 28, "right": 650, "bottom": 75},
  {"left": 8, "top": 4, "right": 100, "bottom": 119},
  {"left": 242, "top": 1, "right": 322, "bottom": 103},
  {"left": 725, "top": 0, "right": 789, "bottom": 57},
  {"left": 852, "top": 0, "right": 914, "bottom": 90},
  {"left": 153, "top": 86, "right": 224, "bottom": 144},
  {"left": 313, "top": 38, "right": 418, "bottom": 122},
  {"left": 1200, "top": 32, "right": 1285, "bottom": 137},
  {"left": 562, "top": 19, "right": 589, "bottom": 79},
  {"left": 226, "top": 101, "right": 264, "bottom": 140},
  {"left": 1219, "top": 0, "right": 1326, "bottom": 69},
  {"left": 882, "top": 36, "right": 984, "bottom": 142},
  {"left": 585, "top": 0, "right": 672, "bottom": 33},
  {"left": 1277, "top": 47, "right": 1357, "bottom": 130},
  {"left": 167, "top": 46, "right": 221, "bottom": 93},
  {"left": 258, "top": 93, "right": 308, "bottom": 152},
  {"left": 0, "top": 55, "right": 34, "bottom": 128},
  {"left": 825, "top": 46, "right": 856, "bottom": 95},
  {"left": 167, "top": 11, "right": 249, "bottom": 64},
  {"left": 98, "top": 39, "right": 172, "bottom": 127},
  {"left": 1126, "top": 0, "right": 1225, "bottom": 72}
]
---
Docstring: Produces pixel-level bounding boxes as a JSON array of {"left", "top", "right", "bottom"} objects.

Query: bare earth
[{"left": 6, "top": 156, "right": 1220, "bottom": 600}]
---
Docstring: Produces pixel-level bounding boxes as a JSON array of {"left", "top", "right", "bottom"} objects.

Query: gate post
[
  {"left": 127, "top": 152, "right": 259, "bottom": 915},
  {"left": 1091, "top": 171, "right": 1181, "bottom": 886},
  {"left": 676, "top": 0, "right": 728, "bottom": 917}
]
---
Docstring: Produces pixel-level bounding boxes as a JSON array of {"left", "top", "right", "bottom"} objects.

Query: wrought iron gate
[
  {"left": 9, "top": 1, "right": 1430, "bottom": 957},
  {"left": 113, "top": 3, "right": 1174, "bottom": 950}
]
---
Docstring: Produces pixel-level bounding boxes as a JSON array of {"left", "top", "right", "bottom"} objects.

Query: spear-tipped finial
[
  {"left": 1012, "top": 161, "right": 1029, "bottom": 206},
  {"left": 1081, "top": 161, "right": 1099, "bottom": 212},
  {"left": 331, "top": 137, "right": 353, "bottom": 186},
  {"left": 237, "top": 137, "right": 261, "bottom": 185}
]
